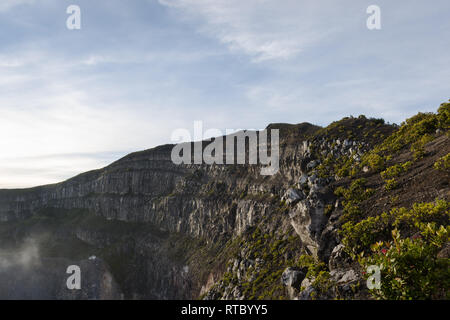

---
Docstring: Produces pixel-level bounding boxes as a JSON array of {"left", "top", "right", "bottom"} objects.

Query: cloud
[
  {"left": 0, "top": 0, "right": 449, "bottom": 188},
  {"left": 0, "top": 0, "right": 35, "bottom": 12},
  {"left": 158, "top": 0, "right": 343, "bottom": 62}
]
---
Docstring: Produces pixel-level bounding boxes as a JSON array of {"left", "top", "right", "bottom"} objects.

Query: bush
[
  {"left": 384, "top": 178, "right": 398, "bottom": 191},
  {"left": 335, "top": 178, "right": 374, "bottom": 222},
  {"left": 361, "top": 226, "right": 449, "bottom": 300},
  {"left": 365, "top": 153, "right": 385, "bottom": 171},
  {"left": 340, "top": 200, "right": 450, "bottom": 255},
  {"left": 393, "top": 200, "right": 450, "bottom": 232},
  {"left": 437, "top": 102, "right": 450, "bottom": 130},
  {"left": 297, "top": 255, "right": 334, "bottom": 298},
  {"left": 411, "top": 134, "right": 434, "bottom": 160},
  {"left": 381, "top": 161, "right": 412, "bottom": 179},
  {"left": 434, "top": 153, "right": 450, "bottom": 171},
  {"left": 368, "top": 104, "right": 444, "bottom": 157}
]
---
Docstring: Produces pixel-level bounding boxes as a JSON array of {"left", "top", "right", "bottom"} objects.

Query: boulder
[
  {"left": 318, "top": 225, "right": 338, "bottom": 263},
  {"left": 283, "top": 188, "right": 303, "bottom": 204},
  {"left": 298, "top": 286, "right": 315, "bottom": 300},
  {"left": 338, "top": 269, "right": 358, "bottom": 284},
  {"left": 328, "top": 244, "right": 352, "bottom": 270},
  {"left": 307, "top": 174, "right": 318, "bottom": 187},
  {"left": 343, "top": 139, "right": 351, "bottom": 148},
  {"left": 306, "top": 160, "right": 320, "bottom": 170},
  {"left": 289, "top": 199, "right": 327, "bottom": 257},
  {"left": 298, "top": 174, "right": 309, "bottom": 186},
  {"left": 281, "top": 267, "right": 307, "bottom": 289}
]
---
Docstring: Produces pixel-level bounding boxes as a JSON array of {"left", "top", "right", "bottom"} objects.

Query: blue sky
[{"left": 0, "top": 0, "right": 449, "bottom": 188}]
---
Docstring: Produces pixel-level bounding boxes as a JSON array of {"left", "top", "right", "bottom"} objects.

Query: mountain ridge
[{"left": 0, "top": 102, "right": 448, "bottom": 300}]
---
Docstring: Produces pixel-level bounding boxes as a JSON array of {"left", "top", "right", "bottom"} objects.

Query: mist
[{"left": 0, "top": 237, "right": 42, "bottom": 272}]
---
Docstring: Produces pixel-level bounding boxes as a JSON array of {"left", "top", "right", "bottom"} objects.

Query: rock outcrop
[{"left": 0, "top": 108, "right": 448, "bottom": 300}]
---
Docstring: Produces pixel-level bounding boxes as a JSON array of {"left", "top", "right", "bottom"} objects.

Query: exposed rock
[
  {"left": 318, "top": 224, "right": 338, "bottom": 263},
  {"left": 281, "top": 267, "right": 306, "bottom": 289},
  {"left": 283, "top": 188, "right": 303, "bottom": 204},
  {"left": 328, "top": 244, "right": 352, "bottom": 270},
  {"left": 306, "top": 160, "right": 320, "bottom": 170},
  {"left": 289, "top": 196, "right": 329, "bottom": 256},
  {"left": 1, "top": 111, "right": 445, "bottom": 301},
  {"left": 343, "top": 139, "right": 351, "bottom": 148},
  {"left": 340, "top": 269, "right": 358, "bottom": 284},
  {"left": 298, "top": 285, "right": 315, "bottom": 300},
  {"left": 298, "top": 174, "right": 309, "bottom": 186}
]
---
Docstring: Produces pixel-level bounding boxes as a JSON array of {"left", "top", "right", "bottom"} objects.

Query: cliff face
[{"left": 0, "top": 104, "right": 448, "bottom": 300}]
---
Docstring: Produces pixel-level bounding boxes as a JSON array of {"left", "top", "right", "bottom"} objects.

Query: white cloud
[
  {"left": 0, "top": 49, "right": 190, "bottom": 188},
  {"left": 158, "top": 0, "right": 349, "bottom": 62},
  {"left": 0, "top": 0, "right": 35, "bottom": 12},
  {"left": 0, "top": 153, "right": 117, "bottom": 189},
  {"left": 1, "top": 0, "right": 449, "bottom": 188}
]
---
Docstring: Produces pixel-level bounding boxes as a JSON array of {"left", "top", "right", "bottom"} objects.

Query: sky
[{"left": 0, "top": 0, "right": 449, "bottom": 188}]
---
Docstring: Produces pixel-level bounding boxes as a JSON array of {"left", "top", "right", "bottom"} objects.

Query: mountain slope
[{"left": 0, "top": 102, "right": 448, "bottom": 300}]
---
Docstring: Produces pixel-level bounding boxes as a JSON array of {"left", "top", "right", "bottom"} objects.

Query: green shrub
[
  {"left": 361, "top": 226, "right": 449, "bottom": 300},
  {"left": 297, "top": 254, "right": 326, "bottom": 277},
  {"left": 365, "top": 153, "right": 385, "bottom": 171},
  {"left": 411, "top": 134, "right": 434, "bottom": 160},
  {"left": 324, "top": 204, "right": 334, "bottom": 216},
  {"left": 335, "top": 178, "right": 374, "bottom": 222},
  {"left": 437, "top": 102, "right": 450, "bottom": 130},
  {"left": 366, "top": 104, "right": 444, "bottom": 159},
  {"left": 434, "top": 153, "right": 450, "bottom": 171},
  {"left": 340, "top": 200, "right": 450, "bottom": 255},
  {"left": 393, "top": 200, "right": 450, "bottom": 232},
  {"left": 341, "top": 212, "right": 392, "bottom": 255},
  {"left": 381, "top": 161, "right": 412, "bottom": 179},
  {"left": 384, "top": 178, "right": 398, "bottom": 191}
]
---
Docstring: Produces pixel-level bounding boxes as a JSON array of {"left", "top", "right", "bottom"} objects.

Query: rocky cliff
[{"left": 0, "top": 102, "right": 448, "bottom": 300}]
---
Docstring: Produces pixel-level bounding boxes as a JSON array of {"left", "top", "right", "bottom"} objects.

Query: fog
[{"left": 0, "top": 238, "right": 41, "bottom": 271}]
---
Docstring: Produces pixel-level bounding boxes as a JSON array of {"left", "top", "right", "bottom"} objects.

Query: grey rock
[
  {"left": 306, "top": 160, "right": 320, "bottom": 170},
  {"left": 328, "top": 244, "right": 352, "bottom": 270},
  {"left": 318, "top": 225, "right": 338, "bottom": 263},
  {"left": 289, "top": 198, "right": 328, "bottom": 257},
  {"left": 298, "top": 286, "right": 315, "bottom": 300},
  {"left": 283, "top": 188, "right": 303, "bottom": 204},
  {"left": 281, "top": 267, "right": 307, "bottom": 289},
  {"left": 338, "top": 269, "right": 358, "bottom": 284},
  {"left": 343, "top": 139, "right": 351, "bottom": 148},
  {"left": 298, "top": 174, "right": 309, "bottom": 186},
  {"left": 307, "top": 174, "right": 318, "bottom": 187}
]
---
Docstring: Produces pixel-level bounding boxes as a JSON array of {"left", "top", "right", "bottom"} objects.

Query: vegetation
[
  {"left": 1, "top": 101, "right": 449, "bottom": 300},
  {"left": 381, "top": 161, "right": 412, "bottom": 180},
  {"left": 360, "top": 226, "right": 449, "bottom": 299},
  {"left": 340, "top": 200, "right": 449, "bottom": 255},
  {"left": 334, "top": 178, "right": 374, "bottom": 222},
  {"left": 434, "top": 153, "right": 450, "bottom": 171}
]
